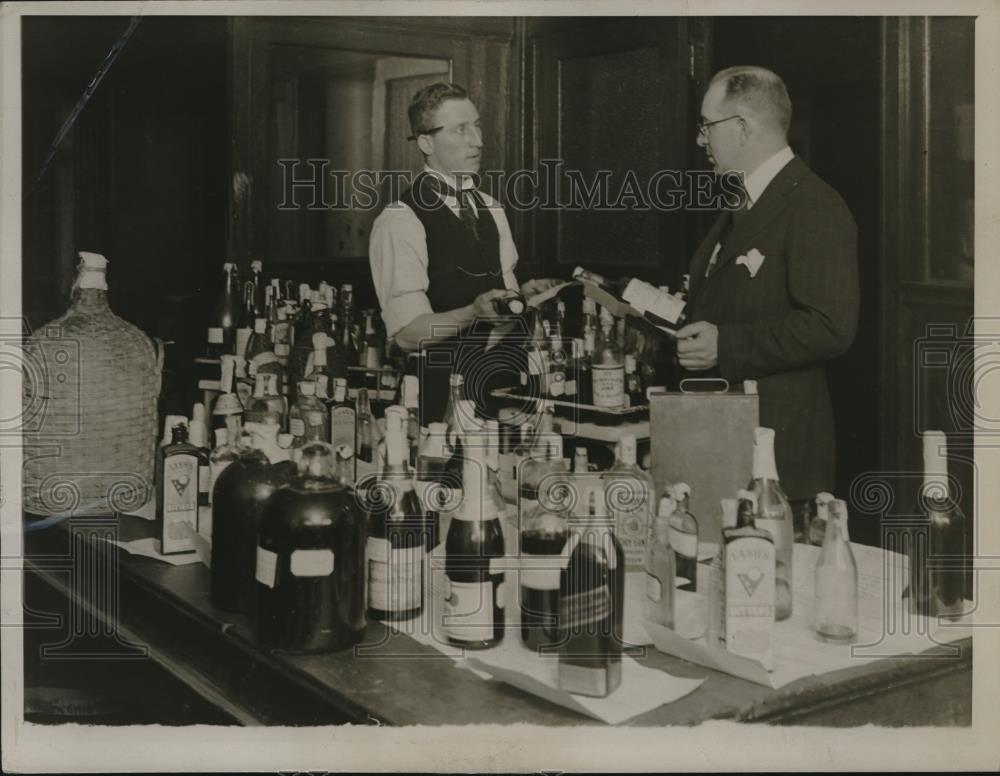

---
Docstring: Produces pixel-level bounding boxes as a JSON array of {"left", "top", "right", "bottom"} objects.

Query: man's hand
[
  {"left": 470, "top": 288, "right": 518, "bottom": 320},
  {"left": 676, "top": 321, "right": 719, "bottom": 371},
  {"left": 520, "top": 278, "right": 561, "bottom": 299}
]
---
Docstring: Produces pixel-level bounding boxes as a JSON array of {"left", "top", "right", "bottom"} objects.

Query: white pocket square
[{"left": 735, "top": 249, "right": 765, "bottom": 278}]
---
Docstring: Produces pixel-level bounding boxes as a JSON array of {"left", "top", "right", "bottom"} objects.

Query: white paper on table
[
  {"left": 109, "top": 537, "right": 203, "bottom": 567},
  {"left": 176, "top": 521, "right": 212, "bottom": 568},
  {"left": 644, "top": 542, "right": 973, "bottom": 689},
  {"left": 466, "top": 647, "right": 703, "bottom": 725}
]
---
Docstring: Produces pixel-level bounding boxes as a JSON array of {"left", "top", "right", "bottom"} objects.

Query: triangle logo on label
[
  {"left": 736, "top": 567, "right": 765, "bottom": 598},
  {"left": 170, "top": 475, "right": 190, "bottom": 497}
]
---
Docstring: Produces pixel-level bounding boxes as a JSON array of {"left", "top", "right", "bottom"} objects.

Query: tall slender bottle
[
  {"left": 157, "top": 424, "right": 206, "bottom": 555},
  {"left": 329, "top": 378, "right": 355, "bottom": 449},
  {"left": 643, "top": 495, "right": 676, "bottom": 629},
  {"left": 307, "top": 332, "right": 334, "bottom": 402},
  {"left": 558, "top": 483, "right": 625, "bottom": 697},
  {"left": 668, "top": 483, "right": 699, "bottom": 591},
  {"left": 707, "top": 498, "right": 738, "bottom": 648},
  {"left": 207, "top": 262, "right": 240, "bottom": 357},
  {"left": 355, "top": 387, "right": 376, "bottom": 466},
  {"left": 907, "top": 430, "right": 966, "bottom": 619},
  {"left": 723, "top": 490, "right": 775, "bottom": 669},
  {"left": 249, "top": 259, "right": 265, "bottom": 318},
  {"left": 813, "top": 498, "right": 858, "bottom": 642},
  {"left": 401, "top": 375, "right": 421, "bottom": 468},
  {"left": 188, "top": 403, "right": 211, "bottom": 508},
  {"left": 366, "top": 406, "right": 430, "bottom": 622},
  {"left": 444, "top": 432, "right": 506, "bottom": 649},
  {"left": 591, "top": 308, "right": 625, "bottom": 409},
  {"left": 601, "top": 435, "right": 654, "bottom": 571},
  {"left": 748, "top": 427, "right": 793, "bottom": 620}
]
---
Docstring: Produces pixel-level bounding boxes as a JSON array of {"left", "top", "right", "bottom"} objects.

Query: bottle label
[
  {"left": 367, "top": 538, "right": 423, "bottom": 613},
  {"left": 645, "top": 572, "right": 663, "bottom": 603},
  {"left": 669, "top": 526, "right": 698, "bottom": 560},
  {"left": 444, "top": 580, "right": 494, "bottom": 641},
  {"left": 274, "top": 343, "right": 290, "bottom": 357},
  {"left": 207, "top": 327, "right": 224, "bottom": 344},
  {"left": 255, "top": 546, "right": 278, "bottom": 588},
  {"left": 290, "top": 548, "right": 335, "bottom": 577},
  {"left": 561, "top": 584, "right": 611, "bottom": 628},
  {"left": 622, "top": 279, "right": 685, "bottom": 324},
  {"left": 591, "top": 365, "right": 625, "bottom": 407},
  {"left": 725, "top": 536, "right": 775, "bottom": 669},
  {"left": 520, "top": 552, "right": 566, "bottom": 590},
  {"left": 161, "top": 454, "right": 198, "bottom": 553},
  {"left": 289, "top": 417, "right": 306, "bottom": 437},
  {"left": 331, "top": 406, "right": 356, "bottom": 447}
]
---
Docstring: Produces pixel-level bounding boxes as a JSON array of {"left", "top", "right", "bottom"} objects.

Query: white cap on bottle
[
  {"left": 736, "top": 488, "right": 758, "bottom": 509},
  {"left": 299, "top": 283, "right": 312, "bottom": 301},
  {"left": 620, "top": 435, "right": 637, "bottom": 466},
  {"left": 162, "top": 414, "right": 188, "bottom": 445},
  {"left": 671, "top": 482, "right": 691, "bottom": 500},
  {"left": 214, "top": 427, "right": 229, "bottom": 447},
  {"left": 720, "top": 498, "right": 738, "bottom": 528},
  {"left": 222, "top": 261, "right": 236, "bottom": 272},
  {"left": 403, "top": 375, "right": 419, "bottom": 408},
  {"left": 77, "top": 252, "right": 109, "bottom": 289},
  {"left": 251, "top": 260, "right": 263, "bottom": 272}
]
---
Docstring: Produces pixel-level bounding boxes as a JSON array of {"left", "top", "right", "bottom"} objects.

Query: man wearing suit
[{"left": 676, "top": 66, "right": 859, "bottom": 507}]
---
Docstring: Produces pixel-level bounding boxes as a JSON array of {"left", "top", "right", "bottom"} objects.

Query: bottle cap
[
  {"left": 736, "top": 488, "right": 758, "bottom": 508},
  {"left": 720, "top": 498, "right": 738, "bottom": 528},
  {"left": 251, "top": 260, "right": 263, "bottom": 272},
  {"left": 76, "top": 252, "right": 109, "bottom": 290},
  {"left": 671, "top": 482, "right": 691, "bottom": 500},
  {"left": 572, "top": 266, "right": 586, "bottom": 279},
  {"left": 278, "top": 433, "right": 294, "bottom": 449},
  {"left": 223, "top": 261, "right": 236, "bottom": 272},
  {"left": 658, "top": 495, "right": 676, "bottom": 517},
  {"left": 162, "top": 414, "right": 188, "bottom": 444},
  {"left": 815, "top": 491, "right": 834, "bottom": 505},
  {"left": 341, "top": 283, "right": 353, "bottom": 292}
]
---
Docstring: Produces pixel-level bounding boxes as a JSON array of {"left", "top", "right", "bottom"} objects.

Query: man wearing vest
[{"left": 370, "top": 82, "right": 557, "bottom": 424}]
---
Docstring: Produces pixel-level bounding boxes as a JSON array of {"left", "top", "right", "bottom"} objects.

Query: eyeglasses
[
  {"left": 408, "top": 121, "right": 482, "bottom": 142},
  {"left": 698, "top": 115, "right": 743, "bottom": 136}
]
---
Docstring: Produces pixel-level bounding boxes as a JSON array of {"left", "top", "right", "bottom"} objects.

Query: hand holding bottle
[{"left": 469, "top": 288, "right": 519, "bottom": 321}]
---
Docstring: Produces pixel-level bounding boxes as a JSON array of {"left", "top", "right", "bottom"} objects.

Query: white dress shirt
[{"left": 369, "top": 166, "right": 519, "bottom": 338}]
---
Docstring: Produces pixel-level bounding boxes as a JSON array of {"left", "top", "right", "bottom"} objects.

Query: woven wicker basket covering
[{"left": 23, "top": 253, "right": 163, "bottom": 517}]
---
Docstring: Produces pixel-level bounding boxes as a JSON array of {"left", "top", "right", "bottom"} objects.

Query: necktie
[
  {"left": 705, "top": 188, "right": 749, "bottom": 278},
  {"left": 424, "top": 175, "right": 480, "bottom": 239}
]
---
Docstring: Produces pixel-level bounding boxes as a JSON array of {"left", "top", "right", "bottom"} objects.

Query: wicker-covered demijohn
[{"left": 23, "top": 252, "right": 163, "bottom": 517}]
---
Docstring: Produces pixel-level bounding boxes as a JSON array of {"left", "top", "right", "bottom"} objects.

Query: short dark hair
[
  {"left": 408, "top": 82, "right": 469, "bottom": 137},
  {"left": 711, "top": 66, "right": 792, "bottom": 133}
]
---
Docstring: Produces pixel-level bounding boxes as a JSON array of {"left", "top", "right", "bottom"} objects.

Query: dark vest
[{"left": 399, "top": 173, "right": 521, "bottom": 425}]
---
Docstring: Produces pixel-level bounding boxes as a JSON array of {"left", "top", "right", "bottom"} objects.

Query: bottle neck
[{"left": 752, "top": 431, "right": 779, "bottom": 481}]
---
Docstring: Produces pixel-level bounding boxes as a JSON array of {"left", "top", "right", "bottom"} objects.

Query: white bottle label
[
  {"left": 161, "top": 454, "right": 198, "bottom": 553},
  {"left": 592, "top": 364, "right": 624, "bottom": 407},
  {"left": 669, "top": 527, "right": 698, "bottom": 560},
  {"left": 367, "top": 538, "right": 424, "bottom": 613},
  {"left": 289, "top": 417, "right": 305, "bottom": 437},
  {"left": 645, "top": 572, "right": 663, "bottom": 602},
  {"left": 331, "top": 406, "right": 355, "bottom": 446},
  {"left": 520, "top": 552, "right": 564, "bottom": 591},
  {"left": 290, "top": 548, "right": 335, "bottom": 577},
  {"left": 207, "top": 327, "right": 224, "bottom": 344},
  {"left": 445, "top": 580, "right": 494, "bottom": 640},
  {"left": 725, "top": 536, "right": 775, "bottom": 670},
  {"left": 256, "top": 546, "right": 278, "bottom": 588},
  {"left": 307, "top": 411, "right": 325, "bottom": 428}
]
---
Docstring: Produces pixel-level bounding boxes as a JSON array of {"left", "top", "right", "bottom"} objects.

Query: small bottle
[
  {"left": 813, "top": 498, "right": 858, "bottom": 643},
  {"left": 518, "top": 433, "right": 565, "bottom": 531},
  {"left": 444, "top": 431, "right": 506, "bottom": 649},
  {"left": 307, "top": 332, "right": 334, "bottom": 402},
  {"left": 207, "top": 261, "right": 239, "bottom": 357},
  {"left": 643, "top": 495, "right": 676, "bottom": 629},
  {"left": 329, "top": 377, "right": 355, "bottom": 450},
  {"left": 188, "top": 403, "right": 212, "bottom": 508},
  {"left": 624, "top": 354, "right": 643, "bottom": 408},
  {"left": 601, "top": 435, "right": 654, "bottom": 571},
  {"left": 707, "top": 498, "right": 738, "bottom": 648},
  {"left": 723, "top": 490, "right": 775, "bottom": 670},
  {"left": 748, "top": 427, "right": 793, "bottom": 620},
  {"left": 355, "top": 387, "right": 376, "bottom": 465},
  {"left": 366, "top": 406, "right": 431, "bottom": 622},
  {"left": 289, "top": 380, "right": 328, "bottom": 446},
  {"left": 668, "top": 483, "right": 699, "bottom": 592},
  {"left": 591, "top": 308, "right": 625, "bottom": 409},
  {"left": 244, "top": 317, "right": 272, "bottom": 366},
  {"left": 558, "top": 484, "right": 625, "bottom": 697},
  {"left": 334, "top": 444, "right": 356, "bottom": 486},
  {"left": 809, "top": 491, "right": 835, "bottom": 546},
  {"left": 548, "top": 335, "right": 568, "bottom": 399},
  {"left": 401, "top": 374, "right": 421, "bottom": 468},
  {"left": 908, "top": 429, "right": 966, "bottom": 619},
  {"left": 156, "top": 424, "right": 206, "bottom": 555}
]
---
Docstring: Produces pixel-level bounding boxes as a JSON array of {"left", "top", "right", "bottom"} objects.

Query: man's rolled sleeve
[{"left": 369, "top": 204, "right": 435, "bottom": 338}]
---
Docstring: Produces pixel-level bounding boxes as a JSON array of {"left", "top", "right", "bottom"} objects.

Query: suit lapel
[{"left": 710, "top": 156, "right": 808, "bottom": 277}]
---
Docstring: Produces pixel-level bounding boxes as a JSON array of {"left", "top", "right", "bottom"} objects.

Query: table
[{"left": 23, "top": 514, "right": 971, "bottom": 727}]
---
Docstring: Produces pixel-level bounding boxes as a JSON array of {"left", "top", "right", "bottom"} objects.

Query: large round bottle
[
  {"left": 256, "top": 443, "right": 367, "bottom": 653},
  {"left": 211, "top": 447, "right": 296, "bottom": 612}
]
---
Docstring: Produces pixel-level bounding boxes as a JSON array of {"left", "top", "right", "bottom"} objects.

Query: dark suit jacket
[{"left": 687, "top": 156, "right": 859, "bottom": 501}]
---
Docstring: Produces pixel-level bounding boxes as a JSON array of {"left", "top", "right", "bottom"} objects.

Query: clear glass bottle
[
  {"left": 289, "top": 380, "right": 328, "bottom": 446},
  {"left": 908, "top": 429, "right": 967, "bottom": 619},
  {"left": 706, "top": 498, "right": 738, "bottom": 648},
  {"left": 355, "top": 387, "right": 376, "bottom": 465},
  {"left": 591, "top": 308, "right": 625, "bottom": 409},
  {"left": 668, "top": 483, "right": 699, "bottom": 592},
  {"left": 366, "top": 406, "right": 430, "bottom": 622},
  {"left": 748, "top": 427, "right": 794, "bottom": 620},
  {"left": 813, "top": 498, "right": 858, "bottom": 643},
  {"left": 401, "top": 374, "right": 421, "bottom": 468},
  {"left": 306, "top": 332, "right": 334, "bottom": 402},
  {"left": 643, "top": 495, "right": 676, "bottom": 629},
  {"left": 601, "top": 434, "right": 654, "bottom": 570},
  {"left": 329, "top": 377, "right": 355, "bottom": 451},
  {"left": 518, "top": 433, "right": 564, "bottom": 533}
]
